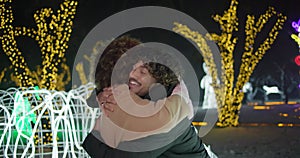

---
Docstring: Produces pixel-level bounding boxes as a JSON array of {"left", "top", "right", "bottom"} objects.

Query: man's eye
[
  {"left": 140, "top": 69, "right": 147, "bottom": 74},
  {"left": 140, "top": 70, "right": 146, "bottom": 74}
]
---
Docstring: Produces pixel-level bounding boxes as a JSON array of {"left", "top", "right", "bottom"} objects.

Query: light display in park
[
  {"left": 0, "top": 83, "right": 98, "bottom": 158},
  {"left": 0, "top": 0, "right": 76, "bottom": 90},
  {"left": 291, "top": 18, "right": 300, "bottom": 66},
  {"left": 0, "top": 0, "right": 78, "bottom": 146},
  {"left": 75, "top": 40, "right": 112, "bottom": 85},
  {"left": 174, "top": 0, "right": 286, "bottom": 127}
]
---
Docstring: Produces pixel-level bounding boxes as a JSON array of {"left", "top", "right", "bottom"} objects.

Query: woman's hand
[{"left": 96, "top": 87, "right": 115, "bottom": 117}]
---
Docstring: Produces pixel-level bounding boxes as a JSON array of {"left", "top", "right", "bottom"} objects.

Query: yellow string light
[
  {"left": 291, "top": 34, "right": 300, "bottom": 46},
  {"left": 75, "top": 40, "right": 111, "bottom": 85},
  {"left": 76, "top": 63, "right": 88, "bottom": 85},
  {"left": 0, "top": 0, "right": 78, "bottom": 145},
  {"left": 0, "top": 0, "right": 75, "bottom": 90},
  {"left": 174, "top": 0, "right": 286, "bottom": 127},
  {"left": 173, "top": 22, "right": 226, "bottom": 119},
  {"left": 0, "top": 67, "right": 7, "bottom": 82}
]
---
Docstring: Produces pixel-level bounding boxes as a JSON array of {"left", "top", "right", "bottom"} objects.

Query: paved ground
[
  {"left": 196, "top": 104, "right": 300, "bottom": 158},
  {"left": 202, "top": 126, "right": 300, "bottom": 158}
]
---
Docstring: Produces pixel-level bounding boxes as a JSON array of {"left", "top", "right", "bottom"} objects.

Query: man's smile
[{"left": 128, "top": 78, "right": 141, "bottom": 88}]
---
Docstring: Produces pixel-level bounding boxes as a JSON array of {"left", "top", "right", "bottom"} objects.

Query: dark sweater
[{"left": 82, "top": 123, "right": 209, "bottom": 158}]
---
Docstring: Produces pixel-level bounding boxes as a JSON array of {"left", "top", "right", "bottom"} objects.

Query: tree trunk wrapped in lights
[{"left": 174, "top": 0, "right": 286, "bottom": 127}]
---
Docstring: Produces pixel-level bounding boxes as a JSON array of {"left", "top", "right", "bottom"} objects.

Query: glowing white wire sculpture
[{"left": 0, "top": 82, "right": 99, "bottom": 158}]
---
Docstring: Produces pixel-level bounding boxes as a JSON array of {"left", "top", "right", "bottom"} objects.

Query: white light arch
[{"left": 0, "top": 83, "right": 99, "bottom": 158}]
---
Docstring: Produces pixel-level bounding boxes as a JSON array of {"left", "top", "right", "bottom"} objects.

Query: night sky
[{"left": 1, "top": 0, "right": 300, "bottom": 98}]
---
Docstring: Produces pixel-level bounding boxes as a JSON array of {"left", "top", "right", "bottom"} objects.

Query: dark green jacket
[{"left": 82, "top": 123, "right": 209, "bottom": 158}]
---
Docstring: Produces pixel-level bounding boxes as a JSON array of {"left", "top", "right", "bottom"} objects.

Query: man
[{"left": 82, "top": 36, "right": 209, "bottom": 158}]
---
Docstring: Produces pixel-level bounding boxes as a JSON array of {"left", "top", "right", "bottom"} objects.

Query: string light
[
  {"left": 173, "top": 22, "right": 226, "bottom": 121},
  {"left": 295, "top": 55, "right": 300, "bottom": 66},
  {"left": 0, "top": 83, "right": 97, "bottom": 157},
  {"left": 292, "top": 19, "right": 300, "bottom": 32},
  {"left": 291, "top": 18, "right": 300, "bottom": 66},
  {"left": 234, "top": 6, "right": 286, "bottom": 126},
  {"left": 0, "top": 0, "right": 78, "bottom": 145},
  {"left": 75, "top": 40, "right": 112, "bottom": 86},
  {"left": 174, "top": 0, "right": 286, "bottom": 127},
  {"left": 0, "top": 0, "right": 75, "bottom": 91},
  {"left": 0, "top": 67, "right": 7, "bottom": 82},
  {"left": 291, "top": 34, "right": 300, "bottom": 46},
  {"left": 0, "top": 0, "right": 33, "bottom": 88},
  {"left": 76, "top": 63, "right": 88, "bottom": 85}
]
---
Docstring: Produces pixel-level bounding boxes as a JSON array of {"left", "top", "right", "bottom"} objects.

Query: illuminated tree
[
  {"left": 75, "top": 40, "right": 112, "bottom": 86},
  {"left": 174, "top": 0, "right": 286, "bottom": 127},
  {"left": 0, "top": 0, "right": 76, "bottom": 91},
  {"left": 0, "top": 0, "right": 78, "bottom": 144}
]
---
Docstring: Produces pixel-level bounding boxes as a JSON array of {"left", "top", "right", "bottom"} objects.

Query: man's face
[{"left": 128, "top": 61, "right": 156, "bottom": 96}]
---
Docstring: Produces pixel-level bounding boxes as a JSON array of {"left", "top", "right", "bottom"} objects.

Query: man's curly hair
[
  {"left": 134, "top": 47, "right": 182, "bottom": 89},
  {"left": 95, "top": 35, "right": 182, "bottom": 95}
]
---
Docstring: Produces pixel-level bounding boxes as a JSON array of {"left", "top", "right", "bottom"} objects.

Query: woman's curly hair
[
  {"left": 95, "top": 35, "right": 141, "bottom": 94},
  {"left": 95, "top": 35, "right": 183, "bottom": 95}
]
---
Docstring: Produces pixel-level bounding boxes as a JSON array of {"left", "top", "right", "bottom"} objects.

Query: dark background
[{"left": 1, "top": 0, "right": 300, "bottom": 99}]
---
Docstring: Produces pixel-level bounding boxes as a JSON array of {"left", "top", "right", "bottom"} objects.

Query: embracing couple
[{"left": 82, "top": 36, "right": 216, "bottom": 158}]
